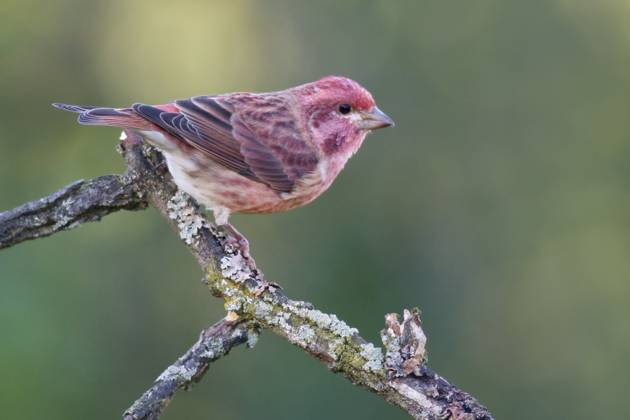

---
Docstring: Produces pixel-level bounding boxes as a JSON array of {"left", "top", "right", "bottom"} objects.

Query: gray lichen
[
  {"left": 157, "top": 363, "right": 196, "bottom": 383},
  {"left": 254, "top": 301, "right": 273, "bottom": 317},
  {"left": 167, "top": 191, "right": 207, "bottom": 245},
  {"left": 360, "top": 343, "right": 385, "bottom": 373},
  {"left": 291, "top": 306, "right": 359, "bottom": 338},
  {"left": 200, "top": 336, "right": 226, "bottom": 360},
  {"left": 293, "top": 324, "right": 316, "bottom": 346},
  {"left": 220, "top": 253, "right": 253, "bottom": 283}
]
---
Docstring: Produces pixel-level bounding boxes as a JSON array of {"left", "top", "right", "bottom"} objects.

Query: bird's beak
[{"left": 357, "top": 106, "right": 395, "bottom": 130}]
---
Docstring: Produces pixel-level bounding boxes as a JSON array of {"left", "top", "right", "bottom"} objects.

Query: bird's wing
[{"left": 132, "top": 95, "right": 319, "bottom": 193}]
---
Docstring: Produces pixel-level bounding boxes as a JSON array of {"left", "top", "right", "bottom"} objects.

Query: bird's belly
[{"left": 164, "top": 151, "right": 324, "bottom": 215}]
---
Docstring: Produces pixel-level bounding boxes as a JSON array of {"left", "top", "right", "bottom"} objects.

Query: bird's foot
[
  {"left": 222, "top": 225, "right": 260, "bottom": 280},
  {"left": 218, "top": 223, "right": 283, "bottom": 295},
  {"left": 221, "top": 223, "right": 254, "bottom": 262}
]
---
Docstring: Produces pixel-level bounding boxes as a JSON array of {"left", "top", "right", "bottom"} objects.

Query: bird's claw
[
  {"left": 218, "top": 223, "right": 284, "bottom": 295},
  {"left": 221, "top": 223, "right": 256, "bottom": 267},
  {"left": 224, "top": 234, "right": 251, "bottom": 260}
]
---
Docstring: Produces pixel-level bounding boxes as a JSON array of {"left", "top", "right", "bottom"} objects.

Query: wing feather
[{"left": 132, "top": 95, "right": 319, "bottom": 193}]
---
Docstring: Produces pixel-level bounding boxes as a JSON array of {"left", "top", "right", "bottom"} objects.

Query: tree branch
[
  {"left": 123, "top": 316, "right": 258, "bottom": 420},
  {"left": 0, "top": 133, "right": 493, "bottom": 420},
  {"left": 0, "top": 174, "right": 146, "bottom": 249}
]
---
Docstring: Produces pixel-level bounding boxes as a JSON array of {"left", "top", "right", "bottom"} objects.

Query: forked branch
[{"left": 0, "top": 134, "right": 493, "bottom": 420}]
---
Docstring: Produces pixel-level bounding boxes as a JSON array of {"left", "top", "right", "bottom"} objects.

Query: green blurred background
[{"left": 2, "top": 1, "right": 629, "bottom": 418}]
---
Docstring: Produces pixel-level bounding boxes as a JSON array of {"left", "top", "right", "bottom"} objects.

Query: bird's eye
[{"left": 338, "top": 103, "right": 352, "bottom": 115}]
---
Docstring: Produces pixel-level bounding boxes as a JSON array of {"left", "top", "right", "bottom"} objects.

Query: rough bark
[
  {"left": 0, "top": 133, "right": 493, "bottom": 420},
  {"left": 0, "top": 175, "right": 146, "bottom": 249}
]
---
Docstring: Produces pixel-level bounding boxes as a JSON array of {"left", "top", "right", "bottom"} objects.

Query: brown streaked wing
[
  {"left": 231, "top": 114, "right": 295, "bottom": 193},
  {"left": 174, "top": 97, "right": 256, "bottom": 178},
  {"left": 133, "top": 95, "right": 319, "bottom": 193},
  {"left": 227, "top": 94, "right": 320, "bottom": 190}
]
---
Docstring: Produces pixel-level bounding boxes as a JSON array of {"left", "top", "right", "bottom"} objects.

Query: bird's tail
[{"left": 52, "top": 103, "right": 150, "bottom": 130}]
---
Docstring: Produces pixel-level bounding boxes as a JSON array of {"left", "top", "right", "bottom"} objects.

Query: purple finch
[{"left": 54, "top": 76, "right": 393, "bottom": 251}]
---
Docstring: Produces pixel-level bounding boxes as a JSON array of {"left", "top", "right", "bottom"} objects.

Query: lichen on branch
[{"left": 0, "top": 136, "right": 493, "bottom": 420}]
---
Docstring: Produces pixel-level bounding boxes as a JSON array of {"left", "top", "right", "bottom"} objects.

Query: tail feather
[{"left": 52, "top": 102, "right": 149, "bottom": 129}]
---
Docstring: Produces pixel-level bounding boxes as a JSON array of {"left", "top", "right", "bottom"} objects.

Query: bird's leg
[
  {"left": 213, "top": 208, "right": 253, "bottom": 262},
  {"left": 222, "top": 222, "right": 279, "bottom": 295},
  {"left": 214, "top": 208, "right": 280, "bottom": 296}
]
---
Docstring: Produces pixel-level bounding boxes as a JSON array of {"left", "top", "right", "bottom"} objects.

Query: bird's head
[{"left": 295, "top": 76, "right": 394, "bottom": 157}]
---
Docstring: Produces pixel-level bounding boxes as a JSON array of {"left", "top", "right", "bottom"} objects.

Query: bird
[{"left": 53, "top": 76, "right": 394, "bottom": 256}]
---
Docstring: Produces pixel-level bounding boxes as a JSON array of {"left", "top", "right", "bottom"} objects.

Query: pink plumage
[{"left": 53, "top": 76, "right": 393, "bottom": 226}]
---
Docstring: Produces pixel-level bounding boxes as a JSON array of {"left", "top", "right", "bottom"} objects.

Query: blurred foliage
[{"left": 2, "top": 1, "right": 630, "bottom": 418}]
